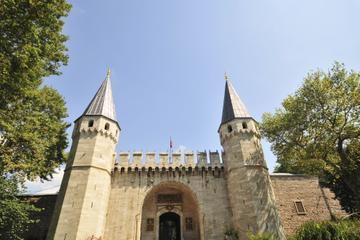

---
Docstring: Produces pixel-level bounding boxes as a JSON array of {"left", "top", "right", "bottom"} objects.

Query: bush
[
  {"left": 291, "top": 220, "right": 360, "bottom": 240},
  {"left": 247, "top": 232, "right": 275, "bottom": 240},
  {"left": 224, "top": 227, "right": 239, "bottom": 240}
]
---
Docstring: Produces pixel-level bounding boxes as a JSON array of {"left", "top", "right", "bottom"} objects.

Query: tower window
[
  {"left": 227, "top": 125, "right": 233, "bottom": 133},
  {"left": 88, "top": 120, "right": 94, "bottom": 127},
  {"left": 294, "top": 200, "right": 306, "bottom": 215},
  {"left": 242, "top": 122, "right": 248, "bottom": 129},
  {"left": 105, "top": 123, "right": 110, "bottom": 130},
  {"left": 146, "top": 218, "right": 154, "bottom": 231}
]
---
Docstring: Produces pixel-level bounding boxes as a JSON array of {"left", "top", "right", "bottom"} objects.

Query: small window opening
[
  {"left": 294, "top": 200, "right": 306, "bottom": 215},
  {"left": 88, "top": 120, "right": 94, "bottom": 127},
  {"left": 242, "top": 122, "right": 248, "bottom": 129},
  {"left": 146, "top": 218, "right": 154, "bottom": 231},
  {"left": 186, "top": 217, "right": 193, "bottom": 231},
  {"left": 227, "top": 125, "right": 233, "bottom": 133},
  {"left": 105, "top": 123, "right": 110, "bottom": 130}
]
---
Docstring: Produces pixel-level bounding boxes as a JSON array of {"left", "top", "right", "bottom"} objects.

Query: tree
[
  {"left": 0, "top": 0, "right": 71, "bottom": 180},
  {"left": 0, "top": 1, "right": 71, "bottom": 238},
  {"left": 0, "top": 176, "right": 40, "bottom": 240},
  {"left": 261, "top": 63, "right": 360, "bottom": 215}
]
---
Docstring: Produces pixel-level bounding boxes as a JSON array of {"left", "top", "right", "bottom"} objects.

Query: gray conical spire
[
  {"left": 221, "top": 74, "right": 251, "bottom": 124},
  {"left": 83, "top": 69, "right": 117, "bottom": 122}
]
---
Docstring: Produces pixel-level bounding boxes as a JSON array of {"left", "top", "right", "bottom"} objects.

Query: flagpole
[{"left": 169, "top": 137, "right": 173, "bottom": 164}]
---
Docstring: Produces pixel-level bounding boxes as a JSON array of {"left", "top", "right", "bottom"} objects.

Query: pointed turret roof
[
  {"left": 221, "top": 75, "right": 251, "bottom": 124},
  {"left": 83, "top": 69, "right": 117, "bottom": 122}
]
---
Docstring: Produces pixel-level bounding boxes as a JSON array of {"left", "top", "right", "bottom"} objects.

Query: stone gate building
[{"left": 37, "top": 71, "right": 344, "bottom": 240}]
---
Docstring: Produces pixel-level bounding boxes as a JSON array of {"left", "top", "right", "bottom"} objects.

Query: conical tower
[
  {"left": 47, "top": 70, "right": 120, "bottom": 240},
  {"left": 219, "top": 75, "right": 285, "bottom": 239}
]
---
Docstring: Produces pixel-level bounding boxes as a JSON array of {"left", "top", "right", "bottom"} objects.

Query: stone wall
[
  {"left": 21, "top": 173, "right": 345, "bottom": 239},
  {"left": 47, "top": 116, "right": 119, "bottom": 240},
  {"left": 270, "top": 174, "right": 346, "bottom": 236},
  {"left": 219, "top": 118, "right": 286, "bottom": 240},
  {"left": 104, "top": 167, "right": 231, "bottom": 240}
]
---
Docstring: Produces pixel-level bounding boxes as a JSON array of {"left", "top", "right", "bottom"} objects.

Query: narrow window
[
  {"left": 146, "top": 218, "right": 154, "bottom": 231},
  {"left": 227, "top": 125, "right": 233, "bottom": 133},
  {"left": 105, "top": 123, "right": 110, "bottom": 130},
  {"left": 186, "top": 217, "right": 193, "bottom": 231},
  {"left": 88, "top": 120, "right": 94, "bottom": 127},
  {"left": 242, "top": 122, "right": 248, "bottom": 129},
  {"left": 294, "top": 200, "right": 306, "bottom": 215}
]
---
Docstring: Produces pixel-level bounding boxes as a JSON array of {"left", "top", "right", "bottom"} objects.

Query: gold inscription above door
[{"left": 157, "top": 194, "right": 182, "bottom": 204}]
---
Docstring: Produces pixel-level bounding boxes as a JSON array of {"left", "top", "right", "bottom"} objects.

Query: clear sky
[{"left": 28, "top": 0, "right": 360, "bottom": 193}]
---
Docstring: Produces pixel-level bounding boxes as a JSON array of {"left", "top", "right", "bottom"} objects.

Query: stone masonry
[
  {"left": 43, "top": 71, "right": 345, "bottom": 240},
  {"left": 23, "top": 171, "right": 344, "bottom": 239}
]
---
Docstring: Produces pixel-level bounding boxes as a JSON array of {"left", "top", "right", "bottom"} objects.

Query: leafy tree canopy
[
  {"left": 0, "top": 1, "right": 71, "bottom": 238},
  {"left": 0, "top": 0, "right": 71, "bottom": 180},
  {"left": 261, "top": 63, "right": 360, "bottom": 214},
  {"left": 0, "top": 176, "right": 40, "bottom": 240}
]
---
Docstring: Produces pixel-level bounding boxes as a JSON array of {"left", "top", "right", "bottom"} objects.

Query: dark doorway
[{"left": 159, "top": 212, "right": 181, "bottom": 240}]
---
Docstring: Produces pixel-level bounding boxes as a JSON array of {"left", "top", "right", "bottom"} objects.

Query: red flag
[{"left": 170, "top": 137, "right": 173, "bottom": 149}]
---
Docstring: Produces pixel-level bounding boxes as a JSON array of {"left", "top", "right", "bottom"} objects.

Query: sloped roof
[
  {"left": 221, "top": 79, "right": 251, "bottom": 124},
  {"left": 83, "top": 69, "right": 117, "bottom": 122}
]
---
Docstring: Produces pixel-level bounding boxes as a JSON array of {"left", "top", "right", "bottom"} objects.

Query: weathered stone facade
[
  {"left": 41, "top": 72, "right": 344, "bottom": 240},
  {"left": 24, "top": 172, "right": 344, "bottom": 240},
  {"left": 105, "top": 153, "right": 230, "bottom": 240},
  {"left": 271, "top": 174, "right": 346, "bottom": 236}
]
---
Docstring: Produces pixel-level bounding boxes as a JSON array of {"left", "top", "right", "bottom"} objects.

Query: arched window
[
  {"left": 227, "top": 125, "right": 233, "bottom": 133},
  {"left": 242, "top": 122, "right": 248, "bottom": 129},
  {"left": 88, "top": 120, "right": 94, "bottom": 127},
  {"left": 105, "top": 123, "right": 110, "bottom": 130}
]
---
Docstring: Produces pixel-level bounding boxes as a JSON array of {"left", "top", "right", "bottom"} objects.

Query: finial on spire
[
  {"left": 106, "top": 68, "right": 111, "bottom": 79},
  {"left": 224, "top": 72, "right": 229, "bottom": 81}
]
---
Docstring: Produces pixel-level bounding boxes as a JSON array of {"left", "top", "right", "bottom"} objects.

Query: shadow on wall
[{"left": 21, "top": 195, "right": 58, "bottom": 240}]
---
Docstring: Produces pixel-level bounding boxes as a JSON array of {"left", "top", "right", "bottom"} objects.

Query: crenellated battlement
[
  {"left": 49, "top": 71, "right": 288, "bottom": 240},
  {"left": 114, "top": 150, "right": 224, "bottom": 172}
]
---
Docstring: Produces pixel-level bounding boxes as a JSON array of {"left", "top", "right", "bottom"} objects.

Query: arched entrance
[
  {"left": 140, "top": 181, "right": 201, "bottom": 240},
  {"left": 159, "top": 212, "right": 181, "bottom": 240}
]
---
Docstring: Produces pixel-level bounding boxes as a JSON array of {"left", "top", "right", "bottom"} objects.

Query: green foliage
[
  {"left": 261, "top": 62, "right": 360, "bottom": 214},
  {"left": 0, "top": 1, "right": 71, "bottom": 238},
  {"left": 0, "top": 0, "right": 71, "bottom": 180},
  {"left": 224, "top": 227, "right": 239, "bottom": 240},
  {"left": 247, "top": 232, "right": 276, "bottom": 240},
  {"left": 0, "top": 176, "right": 40, "bottom": 240},
  {"left": 290, "top": 220, "right": 360, "bottom": 240}
]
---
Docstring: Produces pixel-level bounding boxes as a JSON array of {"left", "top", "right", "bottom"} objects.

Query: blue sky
[{"left": 30, "top": 0, "right": 360, "bottom": 193}]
